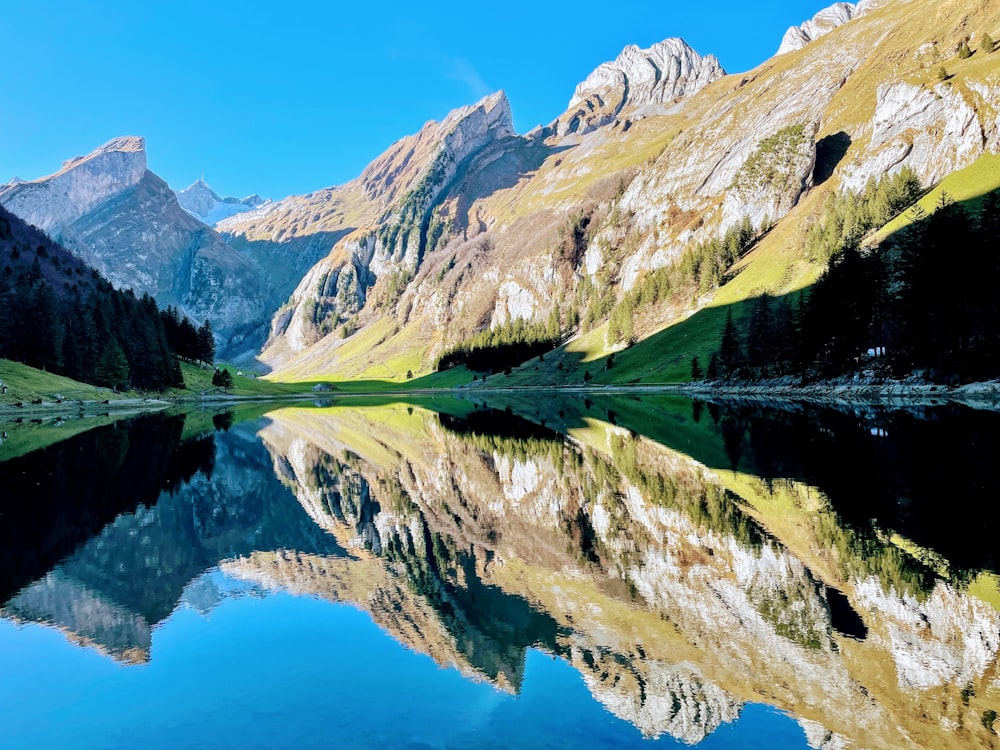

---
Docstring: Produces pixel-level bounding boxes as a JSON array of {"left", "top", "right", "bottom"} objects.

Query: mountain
[
  {"left": 218, "top": 89, "right": 518, "bottom": 368},
  {"left": 216, "top": 0, "right": 999, "bottom": 382},
  {"left": 175, "top": 178, "right": 267, "bottom": 226},
  {"left": 0, "top": 204, "right": 98, "bottom": 303},
  {"left": 560, "top": 38, "right": 725, "bottom": 136},
  {"left": 0, "top": 137, "right": 267, "bottom": 356}
]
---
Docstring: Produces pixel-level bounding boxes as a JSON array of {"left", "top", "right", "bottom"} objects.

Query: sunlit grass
[
  {"left": 0, "top": 358, "right": 132, "bottom": 403},
  {"left": 179, "top": 361, "right": 315, "bottom": 396},
  {"left": 875, "top": 153, "right": 1000, "bottom": 240}
]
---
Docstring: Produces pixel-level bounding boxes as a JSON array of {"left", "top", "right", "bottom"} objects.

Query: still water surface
[{"left": 1, "top": 394, "right": 998, "bottom": 749}]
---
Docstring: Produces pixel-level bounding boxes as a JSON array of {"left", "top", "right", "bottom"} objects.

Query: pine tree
[
  {"left": 197, "top": 320, "right": 215, "bottom": 364},
  {"left": 212, "top": 367, "right": 234, "bottom": 392},
  {"left": 707, "top": 352, "right": 720, "bottom": 380},
  {"left": 719, "top": 309, "right": 743, "bottom": 378},
  {"left": 982, "top": 32, "right": 995, "bottom": 54},
  {"left": 28, "top": 281, "right": 64, "bottom": 372},
  {"left": 547, "top": 303, "right": 561, "bottom": 339},
  {"left": 95, "top": 340, "right": 130, "bottom": 390},
  {"left": 0, "top": 268, "right": 12, "bottom": 358},
  {"left": 745, "top": 294, "right": 774, "bottom": 378},
  {"left": 690, "top": 356, "right": 703, "bottom": 381}
]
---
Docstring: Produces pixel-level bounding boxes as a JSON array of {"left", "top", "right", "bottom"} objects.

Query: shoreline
[
  {"left": 4, "top": 378, "right": 1000, "bottom": 423},
  {"left": 0, "top": 391, "right": 325, "bottom": 422}
]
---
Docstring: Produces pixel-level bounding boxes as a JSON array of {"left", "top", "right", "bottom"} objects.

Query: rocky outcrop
[
  {"left": 841, "top": 81, "right": 995, "bottom": 191},
  {"left": 0, "top": 137, "right": 267, "bottom": 352},
  {"left": 778, "top": 3, "right": 859, "bottom": 55},
  {"left": 175, "top": 178, "right": 266, "bottom": 226},
  {"left": 579, "top": 657, "right": 743, "bottom": 742},
  {"left": 559, "top": 39, "right": 724, "bottom": 136},
  {"left": 853, "top": 576, "right": 1000, "bottom": 690},
  {"left": 721, "top": 123, "right": 817, "bottom": 231}
]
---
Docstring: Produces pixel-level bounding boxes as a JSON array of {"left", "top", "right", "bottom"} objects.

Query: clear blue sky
[{"left": 1, "top": 1, "right": 834, "bottom": 200}]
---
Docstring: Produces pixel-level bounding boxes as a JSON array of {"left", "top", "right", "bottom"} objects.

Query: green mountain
[{"left": 209, "top": 0, "right": 1000, "bottom": 384}]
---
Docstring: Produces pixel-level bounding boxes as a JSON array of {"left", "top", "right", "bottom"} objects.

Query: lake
[{"left": 1, "top": 394, "right": 998, "bottom": 749}]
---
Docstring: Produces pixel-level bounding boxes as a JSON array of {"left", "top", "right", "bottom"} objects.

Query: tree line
[
  {"left": 706, "top": 178, "right": 1000, "bottom": 383},
  {"left": 436, "top": 315, "right": 561, "bottom": 373}
]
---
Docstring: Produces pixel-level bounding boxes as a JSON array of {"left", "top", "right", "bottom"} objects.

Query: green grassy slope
[
  {"left": 0, "top": 359, "right": 130, "bottom": 404},
  {"left": 875, "top": 153, "right": 1000, "bottom": 240},
  {"left": 177, "top": 361, "right": 317, "bottom": 397}
]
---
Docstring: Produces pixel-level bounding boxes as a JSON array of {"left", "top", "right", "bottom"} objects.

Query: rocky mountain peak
[
  {"left": 55, "top": 135, "right": 147, "bottom": 177},
  {"left": 175, "top": 178, "right": 267, "bottom": 226},
  {"left": 568, "top": 38, "right": 725, "bottom": 111},
  {"left": 443, "top": 90, "right": 512, "bottom": 129},
  {"left": 777, "top": 2, "right": 858, "bottom": 55},
  {"left": 776, "top": 1, "right": 914, "bottom": 55},
  {"left": 357, "top": 89, "right": 514, "bottom": 207},
  {"left": 0, "top": 135, "right": 148, "bottom": 234},
  {"left": 558, "top": 38, "right": 724, "bottom": 136},
  {"left": 93, "top": 134, "right": 145, "bottom": 154}
]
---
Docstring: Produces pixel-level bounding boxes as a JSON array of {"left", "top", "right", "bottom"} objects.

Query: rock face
[
  {"left": 0, "top": 136, "right": 148, "bottom": 229},
  {"left": 778, "top": 3, "right": 858, "bottom": 55},
  {"left": 0, "top": 137, "right": 267, "bottom": 352},
  {"left": 840, "top": 81, "right": 991, "bottom": 191},
  {"left": 175, "top": 178, "right": 266, "bottom": 226},
  {"left": 224, "top": 91, "right": 518, "bottom": 365},
  {"left": 776, "top": 0, "right": 890, "bottom": 55},
  {"left": 559, "top": 38, "right": 725, "bottom": 135},
  {"left": 721, "top": 123, "right": 818, "bottom": 231}
]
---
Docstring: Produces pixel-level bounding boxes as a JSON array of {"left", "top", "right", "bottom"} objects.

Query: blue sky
[{"left": 1, "top": 1, "right": 835, "bottom": 200}]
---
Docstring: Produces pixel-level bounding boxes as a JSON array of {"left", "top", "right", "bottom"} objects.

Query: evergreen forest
[
  {"left": 0, "top": 207, "right": 214, "bottom": 392},
  {"left": 708, "top": 175, "right": 1000, "bottom": 384}
]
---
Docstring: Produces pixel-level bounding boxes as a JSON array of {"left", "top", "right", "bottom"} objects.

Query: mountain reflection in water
[{"left": 2, "top": 396, "right": 999, "bottom": 749}]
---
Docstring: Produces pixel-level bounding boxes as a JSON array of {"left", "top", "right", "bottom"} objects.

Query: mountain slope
[{"left": 219, "top": 90, "right": 518, "bottom": 368}]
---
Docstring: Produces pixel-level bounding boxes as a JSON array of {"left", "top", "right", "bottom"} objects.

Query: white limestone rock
[
  {"left": 798, "top": 718, "right": 854, "bottom": 750},
  {"left": 582, "top": 659, "right": 743, "bottom": 743},
  {"left": 722, "top": 123, "right": 817, "bottom": 233},
  {"left": 559, "top": 39, "right": 724, "bottom": 136},
  {"left": 0, "top": 136, "right": 147, "bottom": 233},
  {"left": 841, "top": 81, "right": 990, "bottom": 191},
  {"left": 492, "top": 280, "right": 538, "bottom": 325},
  {"left": 778, "top": 3, "right": 858, "bottom": 56},
  {"left": 853, "top": 577, "right": 1000, "bottom": 690}
]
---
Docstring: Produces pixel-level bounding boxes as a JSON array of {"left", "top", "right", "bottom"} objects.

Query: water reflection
[
  {"left": 1, "top": 411, "right": 342, "bottom": 663},
  {"left": 2, "top": 397, "right": 1000, "bottom": 748}
]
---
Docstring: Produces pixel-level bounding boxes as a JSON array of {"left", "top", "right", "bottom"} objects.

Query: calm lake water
[{"left": 1, "top": 394, "right": 998, "bottom": 749}]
